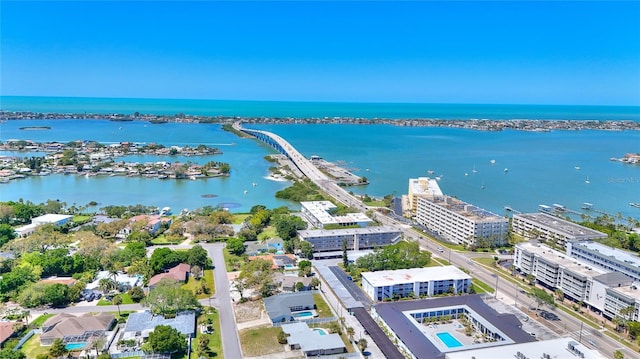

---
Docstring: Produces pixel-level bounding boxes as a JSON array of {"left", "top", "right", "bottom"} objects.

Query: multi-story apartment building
[
  {"left": 407, "top": 177, "right": 443, "bottom": 212},
  {"left": 567, "top": 240, "right": 640, "bottom": 282},
  {"left": 361, "top": 266, "right": 472, "bottom": 301},
  {"left": 604, "top": 284, "right": 640, "bottom": 322},
  {"left": 514, "top": 242, "right": 638, "bottom": 319},
  {"left": 300, "top": 201, "right": 372, "bottom": 229},
  {"left": 415, "top": 196, "right": 509, "bottom": 248},
  {"left": 298, "top": 226, "right": 402, "bottom": 254},
  {"left": 511, "top": 213, "right": 607, "bottom": 247}
]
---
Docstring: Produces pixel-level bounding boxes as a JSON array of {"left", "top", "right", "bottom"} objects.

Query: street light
[{"left": 492, "top": 274, "right": 499, "bottom": 298}]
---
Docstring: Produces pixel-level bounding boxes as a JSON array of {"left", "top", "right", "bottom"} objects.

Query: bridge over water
[{"left": 233, "top": 121, "right": 366, "bottom": 211}]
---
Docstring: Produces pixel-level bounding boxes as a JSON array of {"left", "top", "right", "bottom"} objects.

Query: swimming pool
[
  {"left": 284, "top": 264, "right": 294, "bottom": 269},
  {"left": 293, "top": 311, "right": 314, "bottom": 318},
  {"left": 436, "top": 332, "right": 463, "bottom": 348},
  {"left": 65, "top": 342, "right": 87, "bottom": 350},
  {"left": 313, "top": 328, "right": 327, "bottom": 335}
]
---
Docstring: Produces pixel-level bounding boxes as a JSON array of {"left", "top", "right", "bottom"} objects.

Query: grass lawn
[
  {"left": 30, "top": 313, "right": 54, "bottom": 327},
  {"left": 425, "top": 259, "right": 444, "bottom": 267},
  {"left": 20, "top": 334, "right": 49, "bottom": 359},
  {"left": 73, "top": 215, "right": 92, "bottom": 223},
  {"left": 150, "top": 234, "right": 183, "bottom": 245},
  {"left": 223, "top": 248, "right": 245, "bottom": 272},
  {"left": 239, "top": 325, "right": 284, "bottom": 357},
  {"left": 191, "top": 308, "right": 223, "bottom": 359},
  {"left": 472, "top": 280, "right": 492, "bottom": 294},
  {"left": 313, "top": 293, "right": 333, "bottom": 318},
  {"left": 182, "top": 269, "right": 215, "bottom": 299},
  {"left": 97, "top": 293, "right": 135, "bottom": 306},
  {"left": 257, "top": 226, "right": 278, "bottom": 241},
  {"left": 363, "top": 200, "right": 387, "bottom": 207},
  {"left": 472, "top": 257, "right": 499, "bottom": 267},
  {"left": 232, "top": 214, "right": 250, "bottom": 225}
]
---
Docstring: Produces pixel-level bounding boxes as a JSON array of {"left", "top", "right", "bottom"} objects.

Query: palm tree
[
  {"left": 99, "top": 278, "right": 117, "bottom": 293},
  {"left": 113, "top": 295, "right": 123, "bottom": 316},
  {"left": 346, "top": 327, "right": 355, "bottom": 343},
  {"left": 357, "top": 338, "right": 368, "bottom": 353}
]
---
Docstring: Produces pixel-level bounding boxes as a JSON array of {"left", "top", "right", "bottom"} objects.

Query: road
[
  {"left": 235, "top": 121, "right": 638, "bottom": 358},
  {"left": 201, "top": 243, "right": 243, "bottom": 359}
]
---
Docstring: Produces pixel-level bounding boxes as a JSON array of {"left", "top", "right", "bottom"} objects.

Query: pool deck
[{"left": 422, "top": 321, "right": 475, "bottom": 347}]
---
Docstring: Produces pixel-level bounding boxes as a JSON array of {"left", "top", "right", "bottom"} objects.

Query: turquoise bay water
[
  {"left": 0, "top": 97, "right": 639, "bottom": 219},
  {"left": 2, "top": 96, "right": 640, "bottom": 120}
]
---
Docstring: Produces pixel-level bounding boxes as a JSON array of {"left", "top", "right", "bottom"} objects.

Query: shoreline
[{"left": 2, "top": 110, "right": 640, "bottom": 132}]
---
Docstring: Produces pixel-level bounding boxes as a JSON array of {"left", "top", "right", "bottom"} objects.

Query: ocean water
[
  {"left": 2, "top": 96, "right": 640, "bottom": 120},
  {"left": 0, "top": 96, "right": 639, "bottom": 220}
]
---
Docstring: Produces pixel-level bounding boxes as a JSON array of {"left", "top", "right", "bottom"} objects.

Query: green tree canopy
[
  {"left": 354, "top": 241, "right": 426, "bottom": 272},
  {"left": 531, "top": 287, "right": 555, "bottom": 310},
  {"left": 226, "top": 237, "right": 246, "bottom": 256},
  {"left": 142, "top": 279, "right": 201, "bottom": 315},
  {"left": 146, "top": 325, "right": 187, "bottom": 354}
]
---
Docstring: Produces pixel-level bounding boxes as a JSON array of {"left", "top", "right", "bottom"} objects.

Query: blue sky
[{"left": 1, "top": 1, "right": 639, "bottom": 105}]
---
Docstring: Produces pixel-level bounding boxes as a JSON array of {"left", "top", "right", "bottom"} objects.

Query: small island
[
  {"left": 0, "top": 140, "right": 230, "bottom": 182},
  {"left": 18, "top": 126, "right": 51, "bottom": 130}
]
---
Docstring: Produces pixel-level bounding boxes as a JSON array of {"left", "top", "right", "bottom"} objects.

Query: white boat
[
  {"left": 243, "top": 190, "right": 248, "bottom": 194},
  {"left": 585, "top": 176, "right": 590, "bottom": 184},
  {"left": 490, "top": 159, "right": 496, "bottom": 164},
  {"left": 504, "top": 168, "right": 508, "bottom": 173},
  {"left": 630, "top": 203, "right": 640, "bottom": 209},
  {"left": 190, "top": 175, "right": 197, "bottom": 180},
  {"left": 427, "top": 170, "right": 435, "bottom": 175},
  {"left": 464, "top": 173, "right": 468, "bottom": 176},
  {"left": 472, "top": 165, "right": 478, "bottom": 173},
  {"left": 252, "top": 182, "right": 257, "bottom": 187},
  {"left": 575, "top": 166, "right": 581, "bottom": 170}
]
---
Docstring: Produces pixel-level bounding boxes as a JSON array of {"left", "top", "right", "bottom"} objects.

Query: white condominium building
[
  {"left": 298, "top": 226, "right": 402, "bottom": 253},
  {"left": 361, "top": 266, "right": 472, "bottom": 301},
  {"left": 407, "top": 177, "right": 443, "bottom": 212},
  {"left": 415, "top": 196, "right": 508, "bottom": 248},
  {"left": 605, "top": 284, "right": 640, "bottom": 322},
  {"left": 567, "top": 241, "right": 640, "bottom": 282},
  {"left": 511, "top": 213, "right": 607, "bottom": 247},
  {"left": 300, "top": 201, "right": 372, "bottom": 229},
  {"left": 514, "top": 242, "right": 639, "bottom": 320}
]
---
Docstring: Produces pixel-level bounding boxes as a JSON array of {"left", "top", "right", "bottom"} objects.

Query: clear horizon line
[{"left": 1, "top": 94, "right": 639, "bottom": 108}]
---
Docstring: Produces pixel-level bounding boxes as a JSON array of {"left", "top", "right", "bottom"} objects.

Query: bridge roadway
[
  {"left": 234, "top": 121, "right": 367, "bottom": 212},
  {"left": 234, "top": 121, "right": 636, "bottom": 359}
]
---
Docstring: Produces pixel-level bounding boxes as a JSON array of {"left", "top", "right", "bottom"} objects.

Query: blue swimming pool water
[
  {"left": 284, "top": 264, "right": 294, "bottom": 268},
  {"left": 65, "top": 342, "right": 87, "bottom": 350},
  {"left": 436, "top": 332, "right": 463, "bottom": 348},
  {"left": 293, "top": 311, "right": 313, "bottom": 317},
  {"left": 313, "top": 328, "right": 327, "bottom": 335}
]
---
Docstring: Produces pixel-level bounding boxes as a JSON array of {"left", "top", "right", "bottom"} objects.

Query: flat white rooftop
[
  {"left": 608, "top": 283, "right": 640, "bottom": 301},
  {"left": 514, "top": 213, "right": 607, "bottom": 239},
  {"left": 518, "top": 242, "right": 606, "bottom": 278},
  {"left": 362, "top": 266, "right": 471, "bottom": 287},
  {"left": 409, "top": 177, "right": 443, "bottom": 198},
  {"left": 571, "top": 240, "right": 640, "bottom": 268},
  {"left": 301, "top": 200, "right": 372, "bottom": 226},
  {"left": 445, "top": 337, "right": 605, "bottom": 359},
  {"left": 32, "top": 213, "right": 73, "bottom": 224},
  {"left": 298, "top": 225, "right": 401, "bottom": 238}
]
